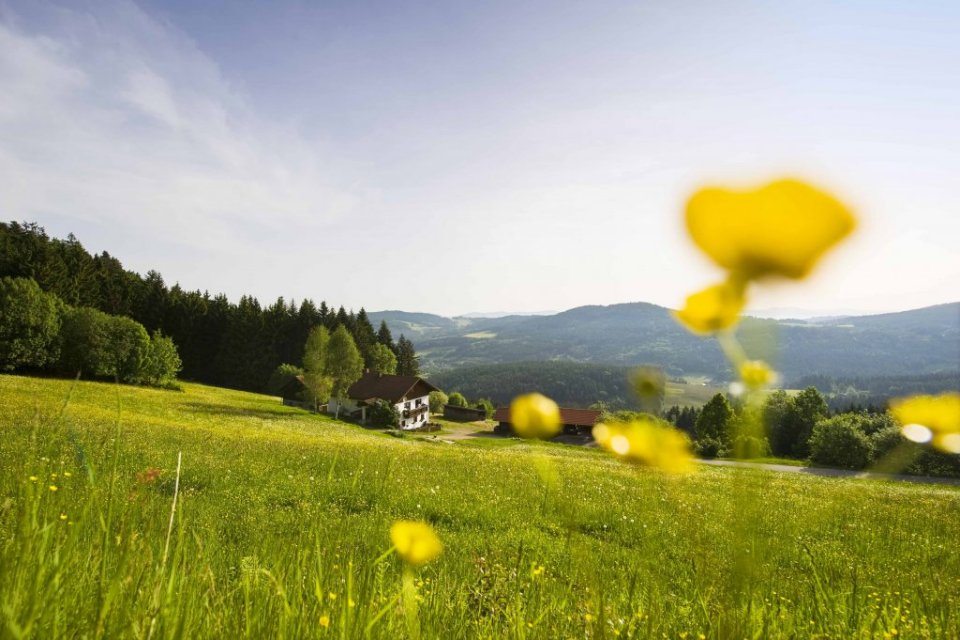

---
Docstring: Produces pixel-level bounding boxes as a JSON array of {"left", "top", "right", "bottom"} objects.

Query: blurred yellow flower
[
  {"left": 673, "top": 280, "right": 745, "bottom": 334},
  {"left": 390, "top": 520, "right": 443, "bottom": 566},
  {"left": 630, "top": 366, "right": 665, "bottom": 400},
  {"left": 49, "top": 485, "right": 58, "bottom": 492},
  {"left": 319, "top": 614, "right": 330, "bottom": 628},
  {"left": 510, "top": 393, "right": 561, "bottom": 439},
  {"left": 740, "top": 360, "right": 777, "bottom": 389},
  {"left": 592, "top": 419, "right": 695, "bottom": 474},
  {"left": 890, "top": 393, "right": 960, "bottom": 454},
  {"left": 685, "top": 178, "right": 856, "bottom": 281}
]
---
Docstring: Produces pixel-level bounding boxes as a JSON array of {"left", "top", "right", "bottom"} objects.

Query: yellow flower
[
  {"left": 890, "top": 393, "right": 960, "bottom": 454},
  {"left": 592, "top": 418, "right": 695, "bottom": 474},
  {"left": 327, "top": 592, "right": 337, "bottom": 600},
  {"left": 629, "top": 366, "right": 665, "bottom": 400},
  {"left": 29, "top": 476, "right": 37, "bottom": 482},
  {"left": 390, "top": 520, "right": 443, "bottom": 566},
  {"left": 509, "top": 393, "right": 561, "bottom": 439},
  {"left": 319, "top": 614, "right": 330, "bottom": 628},
  {"left": 59, "top": 513, "right": 68, "bottom": 521},
  {"left": 673, "top": 279, "right": 746, "bottom": 335},
  {"left": 740, "top": 360, "right": 777, "bottom": 389},
  {"left": 49, "top": 485, "right": 58, "bottom": 492},
  {"left": 685, "top": 178, "right": 856, "bottom": 281}
]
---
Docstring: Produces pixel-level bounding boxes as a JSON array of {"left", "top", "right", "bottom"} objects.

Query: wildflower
[
  {"left": 509, "top": 393, "right": 561, "bottom": 439},
  {"left": 629, "top": 367, "right": 665, "bottom": 401},
  {"left": 319, "top": 614, "right": 330, "bottom": 628},
  {"left": 685, "top": 178, "right": 856, "bottom": 281},
  {"left": 592, "top": 418, "right": 695, "bottom": 474},
  {"left": 49, "top": 485, "right": 58, "bottom": 492},
  {"left": 585, "top": 613, "right": 594, "bottom": 622},
  {"left": 890, "top": 393, "right": 960, "bottom": 453},
  {"left": 674, "top": 279, "right": 746, "bottom": 335},
  {"left": 63, "top": 471, "right": 72, "bottom": 478},
  {"left": 29, "top": 476, "right": 37, "bottom": 482},
  {"left": 531, "top": 565, "right": 545, "bottom": 578},
  {"left": 740, "top": 360, "right": 778, "bottom": 390},
  {"left": 390, "top": 520, "right": 442, "bottom": 567},
  {"left": 328, "top": 592, "right": 337, "bottom": 601},
  {"left": 59, "top": 513, "right": 68, "bottom": 521}
]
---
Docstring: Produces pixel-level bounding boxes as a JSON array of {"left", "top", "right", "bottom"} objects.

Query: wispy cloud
[{"left": 0, "top": 0, "right": 352, "bottom": 257}]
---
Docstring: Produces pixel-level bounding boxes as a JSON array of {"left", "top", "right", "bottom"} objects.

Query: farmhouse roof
[
  {"left": 492, "top": 406, "right": 602, "bottom": 427},
  {"left": 346, "top": 372, "right": 440, "bottom": 404}
]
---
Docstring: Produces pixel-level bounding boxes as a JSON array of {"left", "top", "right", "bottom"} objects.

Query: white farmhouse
[{"left": 327, "top": 371, "right": 440, "bottom": 429}]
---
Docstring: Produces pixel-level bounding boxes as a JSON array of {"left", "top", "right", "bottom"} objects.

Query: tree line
[
  {"left": 0, "top": 222, "right": 420, "bottom": 392},
  {"left": 1, "top": 277, "right": 180, "bottom": 386},
  {"left": 680, "top": 387, "right": 959, "bottom": 478}
]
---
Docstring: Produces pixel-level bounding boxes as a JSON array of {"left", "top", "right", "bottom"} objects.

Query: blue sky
[{"left": 1, "top": 0, "right": 958, "bottom": 316}]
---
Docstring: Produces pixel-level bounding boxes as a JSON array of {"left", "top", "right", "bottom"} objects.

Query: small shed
[
  {"left": 443, "top": 404, "right": 487, "bottom": 422},
  {"left": 492, "top": 406, "right": 602, "bottom": 436}
]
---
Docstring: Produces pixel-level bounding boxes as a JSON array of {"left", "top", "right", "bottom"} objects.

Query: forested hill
[
  {"left": 0, "top": 222, "right": 417, "bottom": 391},
  {"left": 371, "top": 301, "right": 960, "bottom": 380}
]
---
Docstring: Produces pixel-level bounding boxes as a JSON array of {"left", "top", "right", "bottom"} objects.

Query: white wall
[{"left": 397, "top": 394, "right": 430, "bottom": 430}]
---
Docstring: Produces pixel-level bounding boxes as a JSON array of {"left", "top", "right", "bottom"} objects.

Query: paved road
[
  {"left": 426, "top": 428, "right": 960, "bottom": 487},
  {"left": 699, "top": 458, "right": 960, "bottom": 486}
]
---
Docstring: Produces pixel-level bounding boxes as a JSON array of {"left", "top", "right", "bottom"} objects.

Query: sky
[{"left": 1, "top": 0, "right": 958, "bottom": 317}]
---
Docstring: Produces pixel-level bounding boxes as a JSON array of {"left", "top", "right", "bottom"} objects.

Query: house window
[
  {"left": 404, "top": 402, "right": 411, "bottom": 409},
  {"left": 415, "top": 398, "right": 422, "bottom": 407}
]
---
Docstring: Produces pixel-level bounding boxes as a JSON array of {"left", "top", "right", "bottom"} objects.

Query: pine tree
[
  {"left": 695, "top": 393, "right": 733, "bottom": 443},
  {"left": 395, "top": 335, "right": 420, "bottom": 376},
  {"left": 376, "top": 320, "right": 395, "bottom": 352},
  {"left": 354, "top": 308, "right": 377, "bottom": 366}
]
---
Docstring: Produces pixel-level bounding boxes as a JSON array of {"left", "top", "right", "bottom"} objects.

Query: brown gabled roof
[
  {"left": 346, "top": 372, "right": 440, "bottom": 404},
  {"left": 492, "top": 406, "right": 601, "bottom": 427}
]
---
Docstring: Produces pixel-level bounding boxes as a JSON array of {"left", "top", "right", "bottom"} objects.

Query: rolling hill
[{"left": 370, "top": 302, "right": 960, "bottom": 381}]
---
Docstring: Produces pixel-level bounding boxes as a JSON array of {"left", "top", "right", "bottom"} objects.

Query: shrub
[
  {"left": 0, "top": 277, "right": 63, "bottom": 371},
  {"left": 474, "top": 398, "right": 495, "bottom": 419},
  {"left": 368, "top": 399, "right": 399, "bottom": 428},
  {"left": 138, "top": 331, "right": 182, "bottom": 387},
  {"left": 267, "top": 363, "right": 304, "bottom": 395},
  {"left": 58, "top": 307, "right": 110, "bottom": 376},
  {"left": 447, "top": 392, "right": 468, "bottom": 408},
  {"left": 732, "top": 435, "right": 771, "bottom": 459},
  {"left": 103, "top": 315, "right": 150, "bottom": 383},
  {"left": 694, "top": 437, "right": 728, "bottom": 459},
  {"left": 808, "top": 415, "right": 873, "bottom": 470},
  {"left": 429, "top": 390, "right": 448, "bottom": 413}
]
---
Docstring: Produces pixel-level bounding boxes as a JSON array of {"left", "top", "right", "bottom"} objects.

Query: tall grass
[{"left": 1, "top": 374, "right": 959, "bottom": 638}]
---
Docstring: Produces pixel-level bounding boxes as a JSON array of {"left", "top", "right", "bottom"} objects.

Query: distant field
[{"left": 1, "top": 375, "right": 959, "bottom": 638}]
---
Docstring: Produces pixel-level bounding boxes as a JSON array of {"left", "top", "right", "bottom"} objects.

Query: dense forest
[
  {"left": 0, "top": 222, "right": 419, "bottom": 391},
  {"left": 791, "top": 371, "right": 960, "bottom": 411},
  {"left": 432, "top": 361, "right": 637, "bottom": 408}
]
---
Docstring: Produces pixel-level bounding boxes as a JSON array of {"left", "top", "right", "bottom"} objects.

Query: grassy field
[{"left": 1, "top": 375, "right": 959, "bottom": 639}]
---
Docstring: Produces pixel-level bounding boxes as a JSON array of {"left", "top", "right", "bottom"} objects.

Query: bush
[
  {"left": 429, "top": 390, "right": 449, "bottom": 413},
  {"left": 808, "top": 416, "right": 873, "bottom": 470},
  {"left": 732, "top": 435, "right": 771, "bottom": 459},
  {"left": 58, "top": 307, "right": 110, "bottom": 376},
  {"left": 267, "top": 363, "right": 304, "bottom": 395},
  {"left": 694, "top": 437, "right": 728, "bottom": 459},
  {"left": 447, "top": 392, "right": 468, "bottom": 408},
  {"left": 0, "top": 277, "right": 62, "bottom": 371},
  {"left": 474, "top": 398, "right": 494, "bottom": 419},
  {"left": 138, "top": 331, "right": 182, "bottom": 387},
  {"left": 368, "top": 399, "right": 399, "bottom": 428}
]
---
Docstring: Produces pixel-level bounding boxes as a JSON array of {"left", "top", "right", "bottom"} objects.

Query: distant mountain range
[{"left": 370, "top": 302, "right": 960, "bottom": 381}]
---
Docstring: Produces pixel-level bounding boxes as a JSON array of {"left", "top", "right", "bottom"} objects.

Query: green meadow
[{"left": 1, "top": 374, "right": 959, "bottom": 639}]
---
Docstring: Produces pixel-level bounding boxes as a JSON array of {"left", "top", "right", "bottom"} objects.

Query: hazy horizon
[{"left": 2, "top": 0, "right": 959, "bottom": 317}]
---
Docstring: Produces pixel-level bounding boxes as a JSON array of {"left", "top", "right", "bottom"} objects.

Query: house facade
[{"left": 327, "top": 371, "right": 440, "bottom": 429}]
